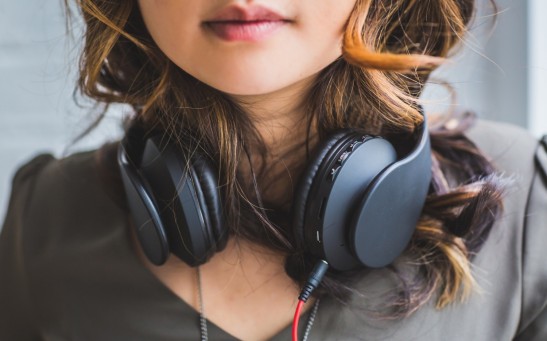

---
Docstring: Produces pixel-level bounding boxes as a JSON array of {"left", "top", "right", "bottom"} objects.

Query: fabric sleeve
[
  {"left": 0, "top": 154, "right": 54, "bottom": 340},
  {"left": 514, "top": 138, "right": 547, "bottom": 340}
]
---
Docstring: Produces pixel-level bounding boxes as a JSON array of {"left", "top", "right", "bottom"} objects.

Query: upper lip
[{"left": 205, "top": 4, "right": 288, "bottom": 22}]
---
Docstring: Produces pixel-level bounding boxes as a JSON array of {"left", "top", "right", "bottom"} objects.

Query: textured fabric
[{"left": 0, "top": 120, "right": 546, "bottom": 340}]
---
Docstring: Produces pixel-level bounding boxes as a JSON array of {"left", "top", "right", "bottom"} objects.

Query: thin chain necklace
[{"left": 196, "top": 267, "right": 320, "bottom": 341}]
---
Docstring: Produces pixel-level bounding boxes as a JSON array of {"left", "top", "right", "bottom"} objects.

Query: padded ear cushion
[
  {"left": 118, "top": 144, "right": 170, "bottom": 265},
  {"left": 191, "top": 155, "right": 228, "bottom": 253},
  {"left": 137, "top": 137, "right": 219, "bottom": 266},
  {"left": 292, "top": 130, "right": 358, "bottom": 244}
]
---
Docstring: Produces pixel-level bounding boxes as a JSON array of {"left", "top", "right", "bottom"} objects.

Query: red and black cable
[{"left": 292, "top": 260, "right": 329, "bottom": 341}]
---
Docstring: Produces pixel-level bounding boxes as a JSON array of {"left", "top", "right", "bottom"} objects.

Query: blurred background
[{"left": 1, "top": 0, "right": 546, "bottom": 222}]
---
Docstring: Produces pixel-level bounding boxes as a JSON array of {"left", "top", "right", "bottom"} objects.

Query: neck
[
  {"left": 231, "top": 75, "right": 319, "bottom": 207},
  {"left": 134, "top": 233, "right": 315, "bottom": 341},
  {"left": 197, "top": 239, "right": 318, "bottom": 340},
  {"left": 232, "top": 74, "right": 316, "bottom": 151}
]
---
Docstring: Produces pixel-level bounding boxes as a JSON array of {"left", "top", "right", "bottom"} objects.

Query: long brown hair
[{"left": 69, "top": 0, "right": 503, "bottom": 317}]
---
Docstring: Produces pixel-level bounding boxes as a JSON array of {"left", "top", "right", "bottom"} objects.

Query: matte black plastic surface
[
  {"left": 118, "top": 146, "right": 169, "bottom": 265},
  {"left": 315, "top": 138, "right": 397, "bottom": 270},
  {"left": 351, "top": 124, "right": 432, "bottom": 267},
  {"left": 140, "top": 138, "right": 210, "bottom": 266}
]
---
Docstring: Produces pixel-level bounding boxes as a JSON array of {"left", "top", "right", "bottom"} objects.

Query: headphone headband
[{"left": 118, "top": 111, "right": 431, "bottom": 270}]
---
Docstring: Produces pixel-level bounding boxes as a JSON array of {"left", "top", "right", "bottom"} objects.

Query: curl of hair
[{"left": 70, "top": 0, "right": 503, "bottom": 317}]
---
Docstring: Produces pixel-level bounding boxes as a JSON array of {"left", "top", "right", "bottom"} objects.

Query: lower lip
[{"left": 206, "top": 20, "right": 286, "bottom": 42}]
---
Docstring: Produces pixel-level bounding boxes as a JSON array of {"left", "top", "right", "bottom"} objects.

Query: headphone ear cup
[
  {"left": 138, "top": 137, "right": 224, "bottom": 266},
  {"left": 191, "top": 155, "right": 228, "bottom": 254},
  {"left": 350, "top": 131, "right": 432, "bottom": 268},
  {"left": 294, "top": 131, "right": 398, "bottom": 271},
  {"left": 292, "top": 131, "right": 358, "bottom": 246},
  {"left": 118, "top": 147, "right": 170, "bottom": 265}
]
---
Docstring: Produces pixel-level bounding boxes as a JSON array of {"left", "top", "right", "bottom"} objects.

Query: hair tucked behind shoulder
[{"left": 70, "top": 0, "right": 503, "bottom": 317}]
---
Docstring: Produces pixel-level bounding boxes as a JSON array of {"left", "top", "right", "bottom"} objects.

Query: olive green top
[{"left": 1, "top": 120, "right": 546, "bottom": 340}]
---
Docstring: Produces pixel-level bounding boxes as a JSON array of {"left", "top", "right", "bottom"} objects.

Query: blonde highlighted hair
[{"left": 69, "top": 0, "right": 502, "bottom": 317}]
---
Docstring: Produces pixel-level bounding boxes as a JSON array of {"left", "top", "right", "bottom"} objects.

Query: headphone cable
[{"left": 292, "top": 260, "right": 329, "bottom": 341}]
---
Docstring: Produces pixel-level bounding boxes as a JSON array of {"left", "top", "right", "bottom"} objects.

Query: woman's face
[{"left": 138, "top": 0, "right": 356, "bottom": 96}]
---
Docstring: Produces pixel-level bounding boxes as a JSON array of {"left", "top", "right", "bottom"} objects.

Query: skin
[
  {"left": 138, "top": 0, "right": 355, "bottom": 150},
  {"left": 136, "top": 1, "right": 356, "bottom": 340}
]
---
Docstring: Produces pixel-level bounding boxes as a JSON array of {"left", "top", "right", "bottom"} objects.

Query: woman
[{"left": 0, "top": 0, "right": 545, "bottom": 340}]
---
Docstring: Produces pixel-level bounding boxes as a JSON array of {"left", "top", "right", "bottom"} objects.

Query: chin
[{"left": 205, "top": 78, "right": 289, "bottom": 97}]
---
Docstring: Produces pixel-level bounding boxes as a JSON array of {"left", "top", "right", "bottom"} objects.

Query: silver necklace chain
[{"left": 196, "top": 267, "right": 320, "bottom": 341}]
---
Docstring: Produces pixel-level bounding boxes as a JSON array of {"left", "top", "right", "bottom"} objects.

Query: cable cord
[
  {"left": 302, "top": 298, "right": 320, "bottom": 341},
  {"left": 292, "top": 260, "right": 329, "bottom": 341},
  {"left": 292, "top": 300, "right": 305, "bottom": 340},
  {"left": 197, "top": 267, "right": 208, "bottom": 341},
  {"left": 197, "top": 261, "right": 327, "bottom": 341}
]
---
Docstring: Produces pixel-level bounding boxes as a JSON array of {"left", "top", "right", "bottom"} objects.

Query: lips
[{"left": 204, "top": 5, "right": 290, "bottom": 42}]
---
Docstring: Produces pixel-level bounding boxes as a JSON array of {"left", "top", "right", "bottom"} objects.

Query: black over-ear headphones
[{"left": 118, "top": 114, "right": 431, "bottom": 271}]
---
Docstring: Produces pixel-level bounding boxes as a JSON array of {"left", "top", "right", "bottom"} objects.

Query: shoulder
[
  {"left": 12, "top": 149, "right": 109, "bottom": 219},
  {"left": 0, "top": 153, "right": 57, "bottom": 335},
  {"left": 22, "top": 149, "right": 105, "bottom": 200},
  {"left": 464, "top": 119, "right": 542, "bottom": 234},
  {"left": 316, "top": 120, "right": 547, "bottom": 340},
  {"left": 467, "top": 119, "right": 547, "bottom": 339},
  {"left": 2, "top": 153, "right": 56, "bottom": 229},
  {"left": 464, "top": 119, "right": 546, "bottom": 255},
  {"left": 0, "top": 146, "right": 165, "bottom": 338},
  {"left": 7, "top": 149, "right": 103, "bottom": 201},
  {"left": 466, "top": 119, "right": 539, "bottom": 177},
  {"left": 0, "top": 150, "right": 113, "bottom": 336},
  {"left": 2, "top": 146, "right": 127, "bottom": 258}
]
